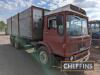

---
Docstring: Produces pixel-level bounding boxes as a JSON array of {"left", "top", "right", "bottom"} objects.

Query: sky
[{"left": 0, "top": 0, "right": 100, "bottom": 23}]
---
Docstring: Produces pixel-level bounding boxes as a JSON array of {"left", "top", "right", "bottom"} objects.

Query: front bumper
[
  {"left": 75, "top": 51, "right": 90, "bottom": 62},
  {"left": 65, "top": 50, "right": 90, "bottom": 62},
  {"left": 52, "top": 51, "right": 90, "bottom": 69}
]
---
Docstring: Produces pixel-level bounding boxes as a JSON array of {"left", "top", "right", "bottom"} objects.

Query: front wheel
[{"left": 37, "top": 46, "right": 56, "bottom": 68}]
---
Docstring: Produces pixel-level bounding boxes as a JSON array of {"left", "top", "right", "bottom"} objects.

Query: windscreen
[
  {"left": 90, "top": 23, "right": 100, "bottom": 33},
  {"left": 66, "top": 15, "right": 88, "bottom": 36}
]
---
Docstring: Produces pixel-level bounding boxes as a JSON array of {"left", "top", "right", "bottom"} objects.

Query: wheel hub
[{"left": 39, "top": 51, "right": 48, "bottom": 64}]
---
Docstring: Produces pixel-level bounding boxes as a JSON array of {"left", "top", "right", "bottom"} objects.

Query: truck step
[{"left": 25, "top": 48, "right": 36, "bottom": 53}]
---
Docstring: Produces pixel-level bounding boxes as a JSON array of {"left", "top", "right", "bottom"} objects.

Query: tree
[{"left": 0, "top": 21, "right": 6, "bottom": 32}]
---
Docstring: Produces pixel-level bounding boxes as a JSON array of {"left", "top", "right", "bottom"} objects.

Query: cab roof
[
  {"left": 45, "top": 4, "right": 86, "bottom": 16},
  {"left": 89, "top": 20, "right": 100, "bottom": 24}
]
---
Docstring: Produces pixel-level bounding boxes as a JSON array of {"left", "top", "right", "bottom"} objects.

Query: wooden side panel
[
  {"left": 12, "top": 14, "right": 19, "bottom": 36},
  {"left": 19, "top": 7, "right": 32, "bottom": 38},
  {"left": 7, "top": 18, "right": 12, "bottom": 35}
]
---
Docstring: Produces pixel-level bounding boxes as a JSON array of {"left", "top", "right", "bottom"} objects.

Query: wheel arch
[{"left": 36, "top": 41, "right": 53, "bottom": 54}]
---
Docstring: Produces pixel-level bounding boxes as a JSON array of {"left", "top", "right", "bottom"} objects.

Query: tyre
[
  {"left": 10, "top": 37, "right": 14, "bottom": 46},
  {"left": 37, "top": 46, "right": 56, "bottom": 68},
  {"left": 14, "top": 41, "right": 20, "bottom": 49}
]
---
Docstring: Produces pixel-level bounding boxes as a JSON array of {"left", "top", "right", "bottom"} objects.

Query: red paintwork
[{"left": 43, "top": 11, "right": 91, "bottom": 57}]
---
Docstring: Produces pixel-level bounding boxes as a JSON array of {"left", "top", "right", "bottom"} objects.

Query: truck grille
[{"left": 69, "top": 43, "right": 88, "bottom": 54}]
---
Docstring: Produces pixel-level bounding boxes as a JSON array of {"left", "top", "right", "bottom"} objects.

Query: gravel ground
[{"left": 0, "top": 35, "right": 100, "bottom": 75}]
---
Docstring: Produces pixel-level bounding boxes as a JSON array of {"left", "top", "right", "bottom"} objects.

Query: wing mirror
[{"left": 56, "top": 15, "right": 64, "bottom": 35}]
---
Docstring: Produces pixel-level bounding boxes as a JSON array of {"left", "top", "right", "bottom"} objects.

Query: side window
[
  {"left": 48, "top": 17, "right": 57, "bottom": 29},
  {"left": 91, "top": 24, "right": 95, "bottom": 29},
  {"left": 48, "top": 15, "right": 64, "bottom": 35}
]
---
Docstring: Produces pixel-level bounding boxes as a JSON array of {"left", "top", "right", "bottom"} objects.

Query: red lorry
[{"left": 7, "top": 4, "right": 91, "bottom": 67}]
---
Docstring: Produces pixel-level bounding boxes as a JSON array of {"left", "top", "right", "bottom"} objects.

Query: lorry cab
[
  {"left": 89, "top": 20, "right": 100, "bottom": 46},
  {"left": 7, "top": 4, "right": 91, "bottom": 67},
  {"left": 43, "top": 4, "right": 91, "bottom": 62},
  {"left": 89, "top": 20, "right": 100, "bottom": 35}
]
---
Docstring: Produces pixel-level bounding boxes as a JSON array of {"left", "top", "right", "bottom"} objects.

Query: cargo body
[
  {"left": 7, "top": 6, "right": 48, "bottom": 41},
  {"left": 7, "top": 4, "right": 91, "bottom": 67}
]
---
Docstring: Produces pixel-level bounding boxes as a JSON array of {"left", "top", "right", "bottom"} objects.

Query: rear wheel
[
  {"left": 10, "top": 37, "right": 14, "bottom": 46},
  {"left": 14, "top": 42, "right": 20, "bottom": 49},
  {"left": 37, "top": 46, "right": 56, "bottom": 68}
]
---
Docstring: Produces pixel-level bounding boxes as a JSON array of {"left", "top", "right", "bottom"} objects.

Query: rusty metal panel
[
  {"left": 12, "top": 14, "right": 19, "bottom": 36},
  {"left": 32, "top": 8, "right": 43, "bottom": 40},
  {"left": 19, "top": 7, "right": 44, "bottom": 40},
  {"left": 7, "top": 18, "right": 12, "bottom": 35},
  {"left": 18, "top": 6, "right": 48, "bottom": 40},
  {"left": 33, "top": 8, "right": 43, "bottom": 22}
]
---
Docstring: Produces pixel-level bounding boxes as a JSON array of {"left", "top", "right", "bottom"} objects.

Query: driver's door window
[{"left": 48, "top": 17, "right": 57, "bottom": 29}]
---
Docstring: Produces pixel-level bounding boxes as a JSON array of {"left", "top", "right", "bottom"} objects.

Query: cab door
[{"left": 44, "top": 14, "right": 65, "bottom": 56}]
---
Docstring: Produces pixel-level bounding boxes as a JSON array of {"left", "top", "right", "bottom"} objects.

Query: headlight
[{"left": 70, "top": 56, "right": 74, "bottom": 61}]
